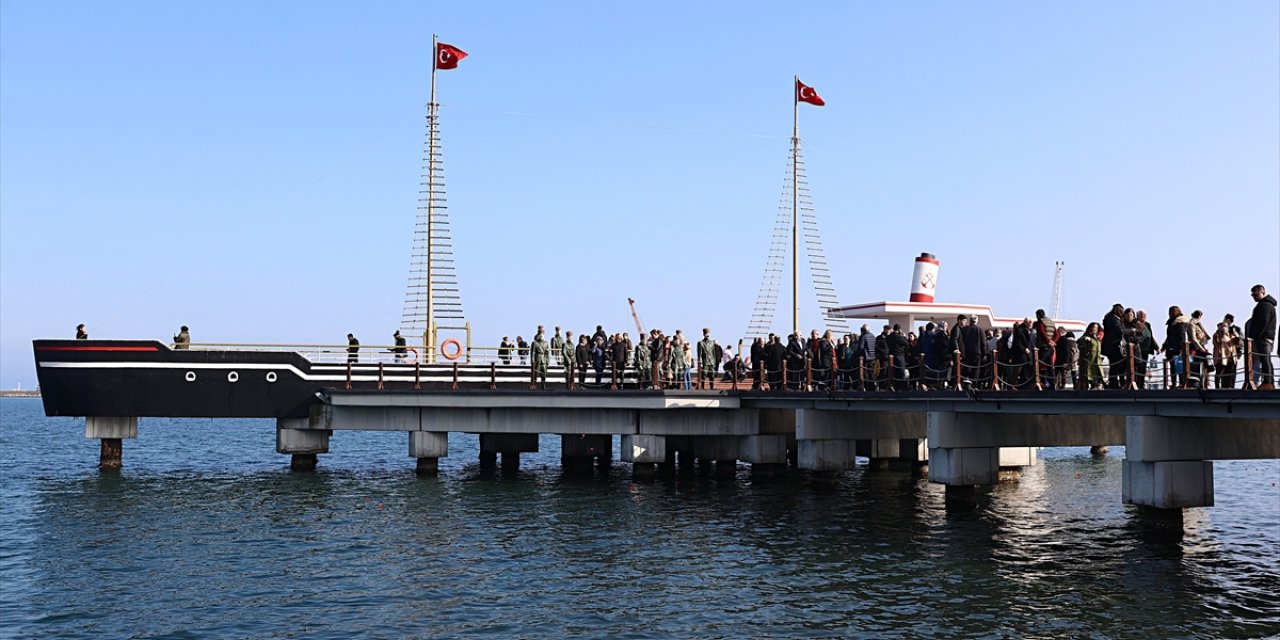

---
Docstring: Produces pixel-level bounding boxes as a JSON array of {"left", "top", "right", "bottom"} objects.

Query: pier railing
[{"left": 182, "top": 341, "right": 1278, "bottom": 392}]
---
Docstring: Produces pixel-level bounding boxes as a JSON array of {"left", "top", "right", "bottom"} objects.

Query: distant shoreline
[{"left": 0, "top": 390, "right": 40, "bottom": 398}]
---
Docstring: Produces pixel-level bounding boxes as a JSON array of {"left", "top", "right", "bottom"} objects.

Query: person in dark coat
[
  {"left": 346, "top": 333, "right": 359, "bottom": 363},
  {"left": 1102, "top": 303, "right": 1125, "bottom": 388},
  {"left": 956, "top": 316, "right": 986, "bottom": 386},
  {"left": 785, "top": 334, "right": 806, "bottom": 390},
  {"left": 499, "top": 337, "right": 513, "bottom": 365},
  {"left": 857, "top": 325, "right": 876, "bottom": 390},
  {"left": 750, "top": 337, "right": 766, "bottom": 390},
  {"left": 815, "top": 330, "right": 836, "bottom": 390},
  {"left": 610, "top": 335, "right": 629, "bottom": 387},
  {"left": 1053, "top": 328, "right": 1078, "bottom": 389},
  {"left": 886, "top": 324, "right": 909, "bottom": 390},
  {"left": 875, "top": 325, "right": 890, "bottom": 390},
  {"left": 590, "top": 336, "right": 606, "bottom": 386},
  {"left": 393, "top": 330, "right": 407, "bottom": 362},
  {"left": 575, "top": 335, "right": 592, "bottom": 387},
  {"left": 1011, "top": 319, "right": 1034, "bottom": 389},
  {"left": 1247, "top": 285, "right": 1277, "bottom": 387},
  {"left": 516, "top": 336, "right": 529, "bottom": 366},
  {"left": 76, "top": 324, "right": 88, "bottom": 340},
  {"left": 764, "top": 334, "right": 786, "bottom": 391}
]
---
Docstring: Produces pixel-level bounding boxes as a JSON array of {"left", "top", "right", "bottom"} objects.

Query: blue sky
[{"left": 2, "top": 1, "right": 1277, "bottom": 388}]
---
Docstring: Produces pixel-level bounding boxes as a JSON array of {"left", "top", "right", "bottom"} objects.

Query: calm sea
[{"left": 0, "top": 397, "right": 1277, "bottom": 639}]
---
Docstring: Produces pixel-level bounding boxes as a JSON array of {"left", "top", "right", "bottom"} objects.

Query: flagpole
[
  {"left": 792, "top": 76, "right": 800, "bottom": 339},
  {"left": 426, "top": 34, "right": 438, "bottom": 357}
]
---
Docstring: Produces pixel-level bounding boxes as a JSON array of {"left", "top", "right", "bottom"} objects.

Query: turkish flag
[
  {"left": 436, "top": 43, "right": 468, "bottom": 70},
  {"left": 796, "top": 79, "right": 825, "bottom": 106}
]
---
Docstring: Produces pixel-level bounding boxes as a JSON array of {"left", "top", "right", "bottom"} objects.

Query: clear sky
[{"left": 2, "top": 1, "right": 1277, "bottom": 388}]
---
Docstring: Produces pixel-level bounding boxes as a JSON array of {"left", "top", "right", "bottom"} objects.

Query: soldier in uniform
[
  {"left": 697, "top": 329, "right": 717, "bottom": 389},
  {"left": 634, "top": 332, "right": 652, "bottom": 389},
  {"left": 561, "top": 331, "right": 576, "bottom": 385},
  {"left": 550, "top": 327, "right": 565, "bottom": 366},
  {"left": 530, "top": 331, "right": 550, "bottom": 389}
]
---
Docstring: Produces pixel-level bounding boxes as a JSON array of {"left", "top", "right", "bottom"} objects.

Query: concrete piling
[{"left": 86, "top": 416, "right": 138, "bottom": 470}]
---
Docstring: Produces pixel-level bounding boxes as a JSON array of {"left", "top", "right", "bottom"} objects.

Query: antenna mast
[{"left": 1050, "top": 260, "right": 1064, "bottom": 319}]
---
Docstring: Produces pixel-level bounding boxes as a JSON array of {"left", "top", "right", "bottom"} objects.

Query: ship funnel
[{"left": 909, "top": 253, "right": 939, "bottom": 302}]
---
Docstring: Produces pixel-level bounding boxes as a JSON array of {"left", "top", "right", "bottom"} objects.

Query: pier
[{"left": 78, "top": 380, "right": 1280, "bottom": 511}]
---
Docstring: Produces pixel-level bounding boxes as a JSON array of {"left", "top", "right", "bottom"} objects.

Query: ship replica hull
[{"left": 32, "top": 340, "right": 556, "bottom": 418}]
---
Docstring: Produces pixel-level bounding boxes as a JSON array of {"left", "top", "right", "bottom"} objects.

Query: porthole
[
  {"left": 227, "top": 371, "right": 239, "bottom": 383},
  {"left": 185, "top": 371, "right": 197, "bottom": 383},
  {"left": 266, "top": 371, "right": 278, "bottom": 383}
]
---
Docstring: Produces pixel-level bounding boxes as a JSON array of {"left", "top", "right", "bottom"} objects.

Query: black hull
[{"left": 33, "top": 340, "right": 606, "bottom": 418}]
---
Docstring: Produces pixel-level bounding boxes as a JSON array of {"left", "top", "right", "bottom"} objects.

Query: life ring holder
[
  {"left": 440, "top": 339, "right": 463, "bottom": 361},
  {"left": 403, "top": 346, "right": 418, "bottom": 364}
]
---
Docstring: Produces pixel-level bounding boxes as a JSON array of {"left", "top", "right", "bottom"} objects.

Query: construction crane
[
  {"left": 1049, "top": 261, "right": 1064, "bottom": 319},
  {"left": 627, "top": 298, "right": 645, "bottom": 337}
]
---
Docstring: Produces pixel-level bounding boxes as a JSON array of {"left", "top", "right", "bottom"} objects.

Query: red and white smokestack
[{"left": 909, "top": 253, "right": 939, "bottom": 302}]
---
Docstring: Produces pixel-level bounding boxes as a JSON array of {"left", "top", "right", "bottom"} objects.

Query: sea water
[{"left": 1, "top": 397, "right": 1277, "bottom": 639}]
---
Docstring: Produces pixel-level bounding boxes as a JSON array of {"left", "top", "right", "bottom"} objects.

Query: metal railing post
[
  {"left": 954, "top": 352, "right": 962, "bottom": 389},
  {"left": 378, "top": 362, "right": 385, "bottom": 390},
  {"left": 1128, "top": 344, "right": 1136, "bottom": 390},
  {"left": 1182, "top": 344, "right": 1191, "bottom": 389},
  {"left": 490, "top": 362, "right": 497, "bottom": 390},
  {"left": 611, "top": 361, "right": 618, "bottom": 391},
  {"left": 992, "top": 355, "right": 1001, "bottom": 391},
  {"left": 452, "top": 362, "right": 459, "bottom": 391},
  {"left": 346, "top": 362, "right": 353, "bottom": 390},
  {"left": 1244, "top": 339, "right": 1255, "bottom": 390},
  {"left": 1162, "top": 358, "right": 1169, "bottom": 389},
  {"left": 731, "top": 361, "right": 739, "bottom": 391},
  {"left": 888, "top": 356, "right": 896, "bottom": 392},
  {"left": 806, "top": 358, "right": 813, "bottom": 391},
  {"left": 859, "top": 358, "right": 866, "bottom": 391}
]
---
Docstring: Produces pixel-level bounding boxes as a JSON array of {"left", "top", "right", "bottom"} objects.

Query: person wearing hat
[
  {"left": 392, "top": 330, "right": 407, "bottom": 362},
  {"left": 173, "top": 326, "right": 190, "bottom": 350}
]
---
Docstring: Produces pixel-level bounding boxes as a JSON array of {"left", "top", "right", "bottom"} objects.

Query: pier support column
[
  {"left": 621, "top": 434, "right": 666, "bottom": 482},
  {"left": 998, "top": 447, "right": 1038, "bottom": 482},
  {"left": 857, "top": 438, "right": 901, "bottom": 470},
  {"left": 796, "top": 439, "right": 857, "bottom": 471},
  {"left": 1122, "top": 416, "right": 1221, "bottom": 509},
  {"left": 409, "top": 432, "right": 448, "bottom": 477},
  {"left": 742, "top": 435, "right": 788, "bottom": 479},
  {"left": 562, "top": 434, "right": 610, "bottom": 475},
  {"left": 480, "top": 434, "right": 538, "bottom": 474},
  {"left": 928, "top": 447, "right": 999, "bottom": 486},
  {"left": 85, "top": 416, "right": 137, "bottom": 470},
  {"left": 276, "top": 418, "right": 330, "bottom": 472}
]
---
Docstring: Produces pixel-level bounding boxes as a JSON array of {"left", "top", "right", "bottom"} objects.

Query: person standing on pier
[
  {"left": 347, "top": 334, "right": 359, "bottom": 364},
  {"left": 634, "top": 332, "right": 652, "bottom": 389},
  {"left": 517, "top": 336, "right": 528, "bottom": 366},
  {"left": 550, "top": 327, "right": 564, "bottom": 367},
  {"left": 698, "top": 329, "right": 717, "bottom": 389},
  {"left": 530, "top": 331, "right": 550, "bottom": 389},
  {"left": 591, "top": 336, "right": 606, "bottom": 386},
  {"left": 575, "top": 335, "right": 591, "bottom": 387},
  {"left": 1033, "top": 309, "right": 1057, "bottom": 389},
  {"left": 1079, "top": 323, "right": 1104, "bottom": 389},
  {"left": 764, "top": 334, "right": 786, "bottom": 391},
  {"left": 173, "top": 326, "right": 191, "bottom": 350},
  {"left": 75, "top": 324, "right": 88, "bottom": 340},
  {"left": 1248, "top": 284, "right": 1276, "bottom": 387},
  {"left": 498, "top": 337, "right": 513, "bottom": 365},
  {"left": 1102, "top": 304, "right": 1125, "bottom": 388},
  {"left": 393, "top": 331, "right": 407, "bottom": 362},
  {"left": 610, "top": 334, "right": 628, "bottom": 387},
  {"left": 1213, "top": 320, "right": 1240, "bottom": 389}
]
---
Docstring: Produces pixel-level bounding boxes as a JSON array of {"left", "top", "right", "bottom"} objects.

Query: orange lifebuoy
[
  {"left": 404, "top": 346, "right": 418, "bottom": 364},
  {"left": 440, "top": 339, "right": 463, "bottom": 361}
]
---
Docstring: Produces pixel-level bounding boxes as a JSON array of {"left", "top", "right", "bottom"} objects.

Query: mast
[
  {"left": 792, "top": 76, "right": 800, "bottom": 337},
  {"left": 426, "top": 34, "right": 438, "bottom": 357}
]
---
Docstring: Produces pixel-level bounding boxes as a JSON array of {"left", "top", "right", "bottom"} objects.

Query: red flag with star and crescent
[
  {"left": 436, "top": 42, "right": 468, "bottom": 70},
  {"left": 796, "top": 79, "right": 825, "bottom": 106}
]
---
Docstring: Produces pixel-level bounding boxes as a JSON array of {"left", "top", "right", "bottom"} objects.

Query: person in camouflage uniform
[
  {"left": 530, "top": 331, "right": 550, "bottom": 389},
  {"left": 635, "top": 333, "right": 652, "bottom": 389},
  {"left": 550, "top": 327, "right": 565, "bottom": 366},
  {"left": 697, "top": 328, "right": 717, "bottom": 389},
  {"left": 561, "top": 330, "right": 576, "bottom": 385}
]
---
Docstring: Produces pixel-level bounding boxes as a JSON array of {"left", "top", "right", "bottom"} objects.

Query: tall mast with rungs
[
  {"left": 402, "top": 35, "right": 467, "bottom": 361},
  {"left": 745, "top": 81, "right": 849, "bottom": 340}
]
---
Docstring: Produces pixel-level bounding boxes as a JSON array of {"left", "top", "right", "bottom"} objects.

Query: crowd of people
[{"left": 498, "top": 284, "right": 1278, "bottom": 392}]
